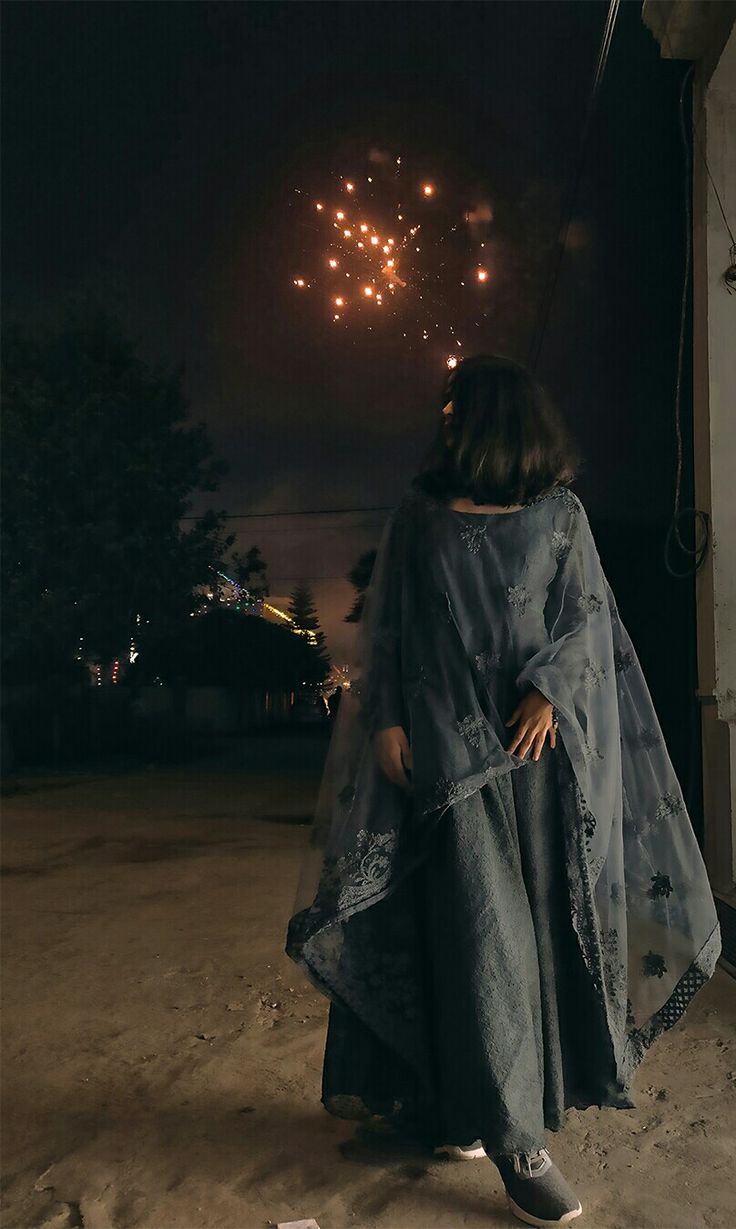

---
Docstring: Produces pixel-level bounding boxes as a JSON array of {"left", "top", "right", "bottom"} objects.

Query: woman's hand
[
  {"left": 373, "top": 725, "right": 413, "bottom": 789},
  {"left": 505, "top": 688, "right": 557, "bottom": 761}
]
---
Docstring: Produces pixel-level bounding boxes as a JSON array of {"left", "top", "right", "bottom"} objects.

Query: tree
[
  {"left": 231, "top": 544, "right": 269, "bottom": 600},
  {"left": 344, "top": 548, "right": 377, "bottom": 623},
  {"left": 1, "top": 313, "right": 233, "bottom": 682},
  {"left": 129, "top": 606, "right": 322, "bottom": 689},
  {"left": 287, "top": 582, "right": 330, "bottom": 669}
]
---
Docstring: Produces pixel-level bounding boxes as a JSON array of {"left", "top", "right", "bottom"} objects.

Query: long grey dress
[{"left": 286, "top": 483, "right": 721, "bottom": 1155}]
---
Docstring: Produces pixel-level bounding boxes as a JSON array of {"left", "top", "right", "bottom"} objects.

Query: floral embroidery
[
  {"left": 475, "top": 647, "right": 502, "bottom": 678},
  {"left": 507, "top": 584, "right": 530, "bottom": 615},
  {"left": 333, "top": 829, "right": 398, "bottom": 911},
  {"left": 581, "top": 736, "right": 604, "bottom": 763},
  {"left": 642, "top": 950, "right": 668, "bottom": 979},
  {"left": 534, "top": 485, "right": 580, "bottom": 513},
  {"left": 635, "top": 726, "right": 661, "bottom": 751},
  {"left": 601, "top": 927, "right": 626, "bottom": 1001},
  {"left": 588, "top": 853, "right": 606, "bottom": 881},
  {"left": 655, "top": 791, "right": 684, "bottom": 823},
  {"left": 614, "top": 648, "right": 633, "bottom": 674},
  {"left": 456, "top": 713, "right": 486, "bottom": 748},
  {"left": 648, "top": 872, "right": 673, "bottom": 899},
  {"left": 459, "top": 521, "right": 487, "bottom": 554},
  {"left": 551, "top": 529, "right": 573, "bottom": 561},
  {"left": 626, "top": 997, "right": 637, "bottom": 1029},
  {"left": 427, "top": 776, "right": 470, "bottom": 812},
  {"left": 561, "top": 487, "right": 581, "bottom": 512},
  {"left": 573, "top": 781, "right": 597, "bottom": 842},
  {"left": 583, "top": 660, "right": 608, "bottom": 689},
  {"left": 577, "top": 592, "right": 603, "bottom": 614}
]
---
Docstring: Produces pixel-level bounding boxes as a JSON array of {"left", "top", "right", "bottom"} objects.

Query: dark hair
[{"left": 412, "top": 354, "right": 580, "bottom": 506}]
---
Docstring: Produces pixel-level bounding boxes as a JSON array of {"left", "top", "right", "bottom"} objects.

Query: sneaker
[
  {"left": 433, "top": 1139, "right": 486, "bottom": 1160},
  {"left": 494, "top": 1148, "right": 582, "bottom": 1226}
]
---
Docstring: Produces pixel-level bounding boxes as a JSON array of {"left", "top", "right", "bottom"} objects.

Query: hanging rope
[{"left": 663, "top": 62, "right": 710, "bottom": 579}]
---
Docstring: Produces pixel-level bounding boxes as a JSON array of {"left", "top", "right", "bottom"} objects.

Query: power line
[
  {"left": 181, "top": 504, "right": 393, "bottom": 521},
  {"left": 527, "top": 0, "right": 621, "bottom": 371}
]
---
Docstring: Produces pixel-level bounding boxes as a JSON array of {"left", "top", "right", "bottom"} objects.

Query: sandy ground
[{"left": 2, "top": 735, "right": 735, "bottom": 1229}]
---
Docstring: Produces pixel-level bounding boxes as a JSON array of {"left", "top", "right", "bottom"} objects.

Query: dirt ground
[{"left": 2, "top": 738, "right": 735, "bottom": 1229}]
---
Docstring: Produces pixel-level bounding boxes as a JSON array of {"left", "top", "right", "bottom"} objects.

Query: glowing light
[
  {"left": 446, "top": 355, "right": 458, "bottom": 369},
  {"left": 294, "top": 156, "right": 490, "bottom": 341}
]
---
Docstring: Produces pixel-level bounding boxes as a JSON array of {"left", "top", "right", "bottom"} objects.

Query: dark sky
[{"left": 2, "top": 1, "right": 692, "bottom": 661}]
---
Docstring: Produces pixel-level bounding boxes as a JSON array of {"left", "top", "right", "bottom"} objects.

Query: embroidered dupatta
[{"left": 286, "top": 483, "right": 721, "bottom": 1101}]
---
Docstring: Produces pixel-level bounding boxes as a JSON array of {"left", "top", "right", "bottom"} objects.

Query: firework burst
[{"left": 291, "top": 152, "right": 493, "bottom": 357}]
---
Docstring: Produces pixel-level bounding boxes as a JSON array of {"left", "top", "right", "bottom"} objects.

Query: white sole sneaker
[
  {"left": 433, "top": 1140, "right": 487, "bottom": 1160},
  {"left": 506, "top": 1192, "right": 583, "bottom": 1226}
]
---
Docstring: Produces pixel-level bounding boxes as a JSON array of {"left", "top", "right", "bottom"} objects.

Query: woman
[{"left": 285, "top": 355, "right": 721, "bottom": 1227}]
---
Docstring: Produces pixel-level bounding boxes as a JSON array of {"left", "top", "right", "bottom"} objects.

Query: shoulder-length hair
[{"left": 411, "top": 354, "right": 580, "bottom": 506}]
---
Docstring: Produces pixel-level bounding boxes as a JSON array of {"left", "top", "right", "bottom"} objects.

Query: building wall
[{"left": 703, "top": 27, "right": 736, "bottom": 889}]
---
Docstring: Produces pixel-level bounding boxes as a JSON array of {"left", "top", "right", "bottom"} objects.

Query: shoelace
[{"left": 512, "top": 1147, "right": 552, "bottom": 1178}]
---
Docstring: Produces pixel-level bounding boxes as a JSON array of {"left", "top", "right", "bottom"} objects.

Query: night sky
[{"left": 2, "top": 1, "right": 692, "bottom": 664}]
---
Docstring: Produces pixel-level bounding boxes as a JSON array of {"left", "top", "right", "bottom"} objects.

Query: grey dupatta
[{"left": 286, "top": 483, "right": 721, "bottom": 1097}]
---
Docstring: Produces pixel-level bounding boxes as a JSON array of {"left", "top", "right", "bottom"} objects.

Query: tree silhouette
[
  {"left": 1, "top": 313, "right": 232, "bottom": 682},
  {"left": 231, "top": 545, "right": 269, "bottom": 600},
  {"left": 288, "top": 582, "right": 330, "bottom": 668},
  {"left": 344, "top": 548, "right": 377, "bottom": 623}
]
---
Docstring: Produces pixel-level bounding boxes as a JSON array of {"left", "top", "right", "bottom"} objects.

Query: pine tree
[
  {"left": 288, "top": 582, "right": 329, "bottom": 663},
  {"left": 344, "top": 548, "right": 377, "bottom": 623}
]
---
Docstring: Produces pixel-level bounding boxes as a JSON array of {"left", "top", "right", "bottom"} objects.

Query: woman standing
[{"left": 285, "top": 355, "right": 721, "bottom": 1227}]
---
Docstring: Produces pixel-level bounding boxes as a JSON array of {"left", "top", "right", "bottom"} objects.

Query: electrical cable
[
  {"left": 181, "top": 505, "right": 393, "bottom": 521},
  {"left": 663, "top": 62, "right": 710, "bottom": 580}
]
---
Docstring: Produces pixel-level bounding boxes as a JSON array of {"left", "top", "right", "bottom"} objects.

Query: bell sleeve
[{"left": 514, "top": 493, "right": 614, "bottom": 728}]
